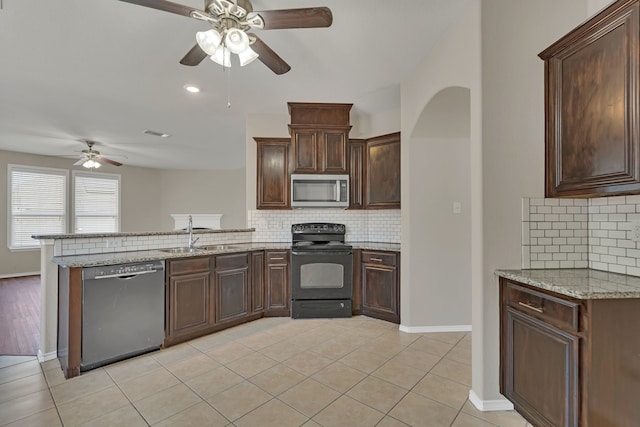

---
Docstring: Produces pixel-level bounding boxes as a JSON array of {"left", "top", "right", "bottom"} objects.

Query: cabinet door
[
  {"left": 167, "top": 271, "right": 210, "bottom": 338},
  {"left": 265, "top": 251, "right": 290, "bottom": 316},
  {"left": 351, "top": 249, "right": 362, "bottom": 314},
  {"left": 503, "top": 307, "right": 579, "bottom": 427},
  {"left": 366, "top": 132, "right": 400, "bottom": 208},
  {"left": 540, "top": 2, "right": 640, "bottom": 197},
  {"left": 214, "top": 266, "right": 249, "bottom": 325},
  {"left": 256, "top": 137, "right": 290, "bottom": 209},
  {"left": 361, "top": 253, "right": 399, "bottom": 323},
  {"left": 349, "top": 140, "right": 365, "bottom": 209},
  {"left": 291, "top": 129, "right": 318, "bottom": 173},
  {"left": 251, "top": 251, "right": 265, "bottom": 313},
  {"left": 321, "top": 129, "right": 348, "bottom": 173}
]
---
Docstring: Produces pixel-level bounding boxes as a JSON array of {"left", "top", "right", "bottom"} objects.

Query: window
[
  {"left": 73, "top": 171, "right": 120, "bottom": 234},
  {"left": 8, "top": 165, "right": 68, "bottom": 250}
]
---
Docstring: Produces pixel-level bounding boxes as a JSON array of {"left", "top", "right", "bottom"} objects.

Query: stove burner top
[{"left": 291, "top": 222, "right": 349, "bottom": 251}]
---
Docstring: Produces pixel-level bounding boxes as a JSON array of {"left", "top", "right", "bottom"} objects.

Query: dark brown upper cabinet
[
  {"left": 366, "top": 132, "right": 401, "bottom": 208},
  {"left": 255, "top": 137, "right": 290, "bottom": 210},
  {"left": 539, "top": 0, "right": 640, "bottom": 197},
  {"left": 288, "top": 102, "right": 352, "bottom": 174}
]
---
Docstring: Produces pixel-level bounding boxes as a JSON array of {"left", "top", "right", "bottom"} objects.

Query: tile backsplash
[
  {"left": 522, "top": 195, "right": 640, "bottom": 276},
  {"left": 55, "top": 231, "right": 253, "bottom": 257},
  {"left": 248, "top": 209, "right": 401, "bottom": 243}
]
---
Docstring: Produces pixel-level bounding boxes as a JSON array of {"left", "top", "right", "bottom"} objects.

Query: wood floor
[{"left": 0, "top": 275, "right": 40, "bottom": 356}]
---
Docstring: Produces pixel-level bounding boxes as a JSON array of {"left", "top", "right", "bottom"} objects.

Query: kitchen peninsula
[{"left": 34, "top": 226, "right": 400, "bottom": 379}]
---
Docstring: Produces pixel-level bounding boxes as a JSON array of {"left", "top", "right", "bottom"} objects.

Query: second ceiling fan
[{"left": 119, "top": 0, "right": 333, "bottom": 75}]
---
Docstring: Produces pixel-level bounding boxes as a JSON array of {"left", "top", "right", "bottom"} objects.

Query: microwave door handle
[{"left": 336, "top": 180, "right": 340, "bottom": 202}]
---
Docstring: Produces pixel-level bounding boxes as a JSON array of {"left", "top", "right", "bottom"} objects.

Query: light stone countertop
[
  {"left": 496, "top": 268, "right": 640, "bottom": 299},
  {"left": 33, "top": 228, "right": 255, "bottom": 240},
  {"left": 51, "top": 242, "right": 400, "bottom": 268}
]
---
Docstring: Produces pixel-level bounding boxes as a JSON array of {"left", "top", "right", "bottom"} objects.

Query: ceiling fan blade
[
  {"left": 251, "top": 7, "right": 333, "bottom": 30},
  {"left": 98, "top": 157, "right": 123, "bottom": 167},
  {"left": 73, "top": 159, "right": 86, "bottom": 166},
  {"left": 180, "top": 44, "right": 208, "bottom": 66},
  {"left": 119, "top": 0, "right": 207, "bottom": 19},
  {"left": 249, "top": 34, "right": 291, "bottom": 75}
]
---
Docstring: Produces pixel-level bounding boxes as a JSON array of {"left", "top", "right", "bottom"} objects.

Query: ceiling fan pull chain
[{"left": 227, "top": 62, "right": 232, "bottom": 108}]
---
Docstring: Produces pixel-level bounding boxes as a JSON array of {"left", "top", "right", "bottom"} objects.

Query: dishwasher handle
[{"left": 94, "top": 269, "right": 160, "bottom": 280}]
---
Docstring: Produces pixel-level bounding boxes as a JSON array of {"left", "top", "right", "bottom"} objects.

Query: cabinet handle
[
  {"left": 518, "top": 301, "right": 544, "bottom": 313},
  {"left": 370, "top": 257, "right": 383, "bottom": 262},
  {"left": 270, "top": 257, "right": 285, "bottom": 260}
]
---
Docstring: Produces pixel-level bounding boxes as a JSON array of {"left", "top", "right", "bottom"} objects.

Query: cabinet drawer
[
  {"left": 504, "top": 281, "right": 579, "bottom": 332},
  {"left": 215, "top": 253, "right": 249, "bottom": 270},
  {"left": 267, "top": 251, "right": 289, "bottom": 264},
  {"left": 362, "top": 251, "right": 397, "bottom": 266},
  {"left": 168, "top": 256, "right": 210, "bottom": 275}
]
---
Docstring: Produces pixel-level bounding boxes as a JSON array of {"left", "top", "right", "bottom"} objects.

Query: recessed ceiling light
[
  {"left": 184, "top": 84, "right": 200, "bottom": 93},
  {"left": 143, "top": 130, "right": 171, "bottom": 138}
]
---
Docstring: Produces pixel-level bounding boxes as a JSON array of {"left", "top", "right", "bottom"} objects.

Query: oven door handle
[{"left": 292, "top": 250, "right": 353, "bottom": 256}]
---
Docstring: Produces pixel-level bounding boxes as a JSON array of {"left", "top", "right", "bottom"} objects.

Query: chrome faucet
[{"left": 187, "top": 215, "right": 199, "bottom": 249}]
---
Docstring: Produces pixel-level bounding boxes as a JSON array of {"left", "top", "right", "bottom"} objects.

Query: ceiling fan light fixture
[
  {"left": 238, "top": 46, "right": 259, "bottom": 66},
  {"left": 225, "top": 28, "right": 250, "bottom": 54},
  {"left": 82, "top": 159, "right": 101, "bottom": 169},
  {"left": 196, "top": 29, "right": 222, "bottom": 55},
  {"left": 210, "top": 47, "right": 231, "bottom": 67}
]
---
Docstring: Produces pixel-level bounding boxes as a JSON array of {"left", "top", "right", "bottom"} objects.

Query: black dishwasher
[{"left": 81, "top": 260, "right": 165, "bottom": 371}]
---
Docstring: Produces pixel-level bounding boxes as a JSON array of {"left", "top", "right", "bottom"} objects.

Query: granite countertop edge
[
  {"left": 32, "top": 228, "right": 256, "bottom": 240},
  {"left": 52, "top": 241, "right": 401, "bottom": 268},
  {"left": 496, "top": 269, "right": 640, "bottom": 300}
]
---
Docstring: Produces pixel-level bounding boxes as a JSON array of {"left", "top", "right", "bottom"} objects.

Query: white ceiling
[{"left": 0, "top": 0, "right": 466, "bottom": 170}]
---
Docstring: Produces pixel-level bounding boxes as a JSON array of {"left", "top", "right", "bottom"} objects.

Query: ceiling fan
[
  {"left": 119, "top": 0, "right": 333, "bottom": 74},
  {"left": 73, "top": 140, "right": 123, "bottom": 169}
]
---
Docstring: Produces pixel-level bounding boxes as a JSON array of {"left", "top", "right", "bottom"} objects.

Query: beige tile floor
[{"left": 0, "top": 316, "right": 532, "bottom": 427}]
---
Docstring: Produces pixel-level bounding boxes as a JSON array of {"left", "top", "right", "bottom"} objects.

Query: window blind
[
  {"left": 9, "top": 165, "right": 67, "bottom": 249},
  {"left": 73, "top": 172, "right": 120, "bottom": 233}
]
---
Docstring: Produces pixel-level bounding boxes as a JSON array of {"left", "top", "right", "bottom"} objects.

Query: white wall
[
  {"left": 351, "top": 109, "right": 401, "bottom": 139},
  {"left": 479, "top": 0, "right": 587, "bottom": 405},
  {"left": 401, "top": 2, "right": 480, "bottom": 333},
  {"left": 158, "top": 168, "right": 246, "bottom": 230}
]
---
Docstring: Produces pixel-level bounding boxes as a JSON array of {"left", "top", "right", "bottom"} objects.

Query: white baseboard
[
  {"left": 468, "top": 389, "right": 514, "bottom": 411},
  {"left": 398, "top": 324, "right": 472, "bottom": 333},
  {"left": 37, "top": 350, "right": 57, "bottom": 363},
  {"left": 0, "top": 271, "right": 40, "bottom": 279}
]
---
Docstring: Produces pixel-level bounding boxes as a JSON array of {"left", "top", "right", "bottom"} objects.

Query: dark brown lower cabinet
[
  {"left": 500, "top": 277, "right": 640, "bottom": 426},
  {"left": 265, "top": 250, "right": 290, "bottom": 316},
  {"left": 250, "top": 251, "right": 265, "bottom": 314},
  {"left": 504, "top": 307, "right": 579, "bottom": 427},
  {"left": 351, "top": 249, "right": 362, "bottom": 314},
  {"left": 165, "top": 257, "right": 213, "bottom": 346},
  {"left": 361, "top": 250, "right": 400, "bottom": 323},
  {"left": 213, "top": 253, "right": 249, "bottom": 325}
]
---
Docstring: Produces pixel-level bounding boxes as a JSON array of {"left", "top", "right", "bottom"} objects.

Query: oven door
[{"left": 291, "top": 250, "right": 353, "bottom": 300}]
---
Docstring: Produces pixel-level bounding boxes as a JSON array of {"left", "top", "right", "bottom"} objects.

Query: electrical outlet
[
  {"left": 631, "top": 222, "right": 640, "bottom": 242},
  {"left": 453, "top": 201, "right": 462, "bottom": 214}
]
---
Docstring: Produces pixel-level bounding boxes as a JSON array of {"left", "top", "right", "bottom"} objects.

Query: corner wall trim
[
  {"left": 469, "top": 390, "right": 514, "bottom": 412},
  {"left": 37, "top": 349, "right": 57, "bottom": 363},
  {"left": 398, "top": 324, "right": 472, "bottom": 333}
]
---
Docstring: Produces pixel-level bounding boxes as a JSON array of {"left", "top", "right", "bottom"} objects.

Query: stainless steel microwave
[{"left": 291, "top": 174, "right": 349, "bottom": 208}]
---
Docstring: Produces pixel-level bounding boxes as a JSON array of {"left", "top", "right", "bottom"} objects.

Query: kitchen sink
[{"left": 159, "top": 247, "right": 204, "bottom": 254}]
